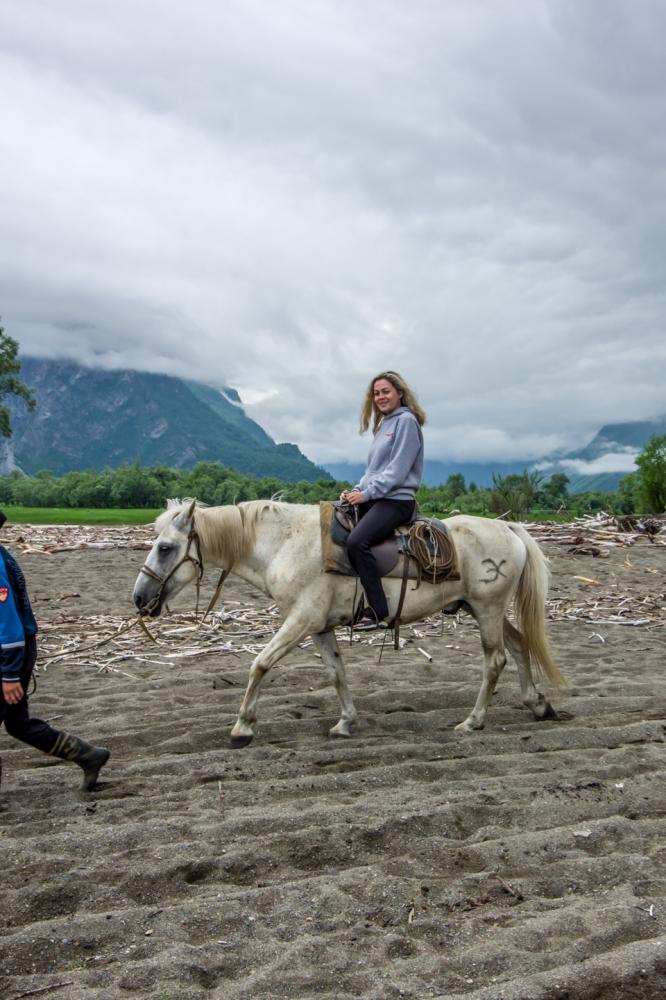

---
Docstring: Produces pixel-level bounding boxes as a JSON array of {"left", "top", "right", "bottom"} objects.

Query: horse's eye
[{"left": 158, "top": 543, "right": 172, "bottom": 556}]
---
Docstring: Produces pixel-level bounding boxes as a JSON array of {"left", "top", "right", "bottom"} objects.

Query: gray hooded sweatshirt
[{"left": 354, "top": 406, "right": 424, "bottom": 501}]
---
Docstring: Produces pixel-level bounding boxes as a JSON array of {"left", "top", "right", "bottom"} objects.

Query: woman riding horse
[{"left": 341, "top": 371, "right": 426, "bottom": 630}]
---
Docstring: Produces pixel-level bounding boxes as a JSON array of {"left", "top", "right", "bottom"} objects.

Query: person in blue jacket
[
  {"left": 0, "top": 511, "right": 110, "bottom": 791},
  {"left": 340, "top": 371, "right": 426, "bottom": 630}
]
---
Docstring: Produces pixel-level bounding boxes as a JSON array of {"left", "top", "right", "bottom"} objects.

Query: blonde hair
[{"left": 359, "top": 370, "right": 426, "bottom": 434}]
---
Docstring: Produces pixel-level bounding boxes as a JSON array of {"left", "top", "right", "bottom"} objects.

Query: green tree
[
  {"left": 66, "top": 470, "right": 114, "bottom": 508},
  {"left": 144, "top": 464, "right": 182, "bottom": 500},
  {"left": 0, "top": 469, "right": 20, "bottom": 503},
  {"left": 213, "top": 478, "right": 254, "bottom": 505},
  {"left": 490, "top": 470, "right": 542, "bottom": 518},
  {"left": 573, "top": 490, "right": 615, "bottom": 513},
  {"left": 0, "top": 320, "right": 36, "bottom": 437},
  {"left": 545, "top": 472, "right": 569, "bottom": 499},
  {"left": 616, "top": 473, "right": 638, "bottom": 514},
  {"left": 455, "top": 488, "right": 491, "bottom": 514},
  {"left": 537, "top": 472, "right": 570, "bottom": 510},
  {"left": 634, "top": 434, "right": 666, "bottom": 513},
  {"left": 109, "top": 465, "right": 164, "bottom": 507},
  {"left": 444, "top": 473, "right": 466, "bottom": 502}
]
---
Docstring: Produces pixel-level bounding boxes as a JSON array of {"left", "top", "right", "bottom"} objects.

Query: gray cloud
[
  {"left": 1, "top": 0, "right": 665, "bottom": 465},
  {"left": 561, "top": 453, "right": 639, "bottom": 476}
]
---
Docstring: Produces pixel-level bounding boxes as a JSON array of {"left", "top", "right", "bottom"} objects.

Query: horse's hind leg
[
  {"left": 455, "top": 607, "right": 507, "bottom": 733},
  {"left": 312, "top": 631, "right": 357, "bottom": 737},
  {"left": 504, "top": 619, "right": 558, "bottom": 721},
  {"left": 230, "top": 613, "right": 310, "bottom": 748}
]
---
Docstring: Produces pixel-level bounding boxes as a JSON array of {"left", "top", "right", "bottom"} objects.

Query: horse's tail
[{"left": 509, "top": 523, "right": 567, "bottom": 689}]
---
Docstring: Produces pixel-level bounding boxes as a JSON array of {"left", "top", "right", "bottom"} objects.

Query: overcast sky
[{"left": 1, "top": 0, "right": 665, "bottom": 468}]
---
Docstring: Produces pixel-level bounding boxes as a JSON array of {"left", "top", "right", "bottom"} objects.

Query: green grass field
[
  {"left": 3, "top": 505, "right": 579, "bottom": 526},
  {"left": 2, "top": 506, "right": 162, "bottom": 526}
]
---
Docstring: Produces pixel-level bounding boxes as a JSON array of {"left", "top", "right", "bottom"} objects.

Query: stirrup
[{"left": 353, "top": 608, "right": 388, "bottom": 632}]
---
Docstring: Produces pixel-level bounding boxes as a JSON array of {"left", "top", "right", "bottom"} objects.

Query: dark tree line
[
  {"left": 0, "top": 463, "right": 346, "bottom": 509},
  {"left": 1, "top": 459, "right": 659, "bottom": 516}
]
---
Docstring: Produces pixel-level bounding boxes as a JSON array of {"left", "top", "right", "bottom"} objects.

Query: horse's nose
[{"left": 134, "top": 590, "right": 146, "bottom": 610}]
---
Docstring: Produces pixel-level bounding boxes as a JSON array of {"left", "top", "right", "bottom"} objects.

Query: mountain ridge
[{"left": 6, "top": 357, "right": 330, "bottom": 482}]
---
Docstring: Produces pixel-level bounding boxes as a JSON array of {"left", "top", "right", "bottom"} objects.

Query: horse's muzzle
[{"left": 134, "top": 590, "right": 163, "bottom": 617}]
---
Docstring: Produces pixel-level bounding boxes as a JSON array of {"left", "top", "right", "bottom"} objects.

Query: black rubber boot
[{"left": 49, "top": 732, "right": 110, "bottom": 791}]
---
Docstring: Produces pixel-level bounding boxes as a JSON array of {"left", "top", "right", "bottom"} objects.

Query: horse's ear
[{"left": 173, "top": 499, "right": 197, "bottom": 530}]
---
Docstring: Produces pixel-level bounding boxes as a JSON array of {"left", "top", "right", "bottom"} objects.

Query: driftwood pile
[
  {"left": 2, "top": 523, "right": 154, "bottom": 554},
  {"left": 36, "top": 604, "right": 284, "bottom": 679},
  {"left": 527, "top": 512, "right": 666, "bottom": 552},
  {"left": 546, "top": 591, "right": 664, "bottom": 630}
]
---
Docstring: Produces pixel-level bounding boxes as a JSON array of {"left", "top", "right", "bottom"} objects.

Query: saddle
[
  {"left": 319, "top": 500, "right": 460, "bottom": 648},
  {"left": 319, "top": 501, "right": 460, "bottom": 584}
]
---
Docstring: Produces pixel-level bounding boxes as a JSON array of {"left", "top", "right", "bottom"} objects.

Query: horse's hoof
[
  {"left": 537, "top": 702, "right": 559, "bottom": 721},
  {"left": 230, "top": 733, "right": 254, "bottom": 749},
  {"left": 329, "top": 725, "right": 352, "bottom": 738},
  {"left": 455, "top": 719, "right": 482, "bottom": 734}
]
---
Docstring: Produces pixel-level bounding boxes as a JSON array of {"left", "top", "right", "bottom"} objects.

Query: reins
[{"left": 201, "top": 567, "right": 229, "bottom": 620}]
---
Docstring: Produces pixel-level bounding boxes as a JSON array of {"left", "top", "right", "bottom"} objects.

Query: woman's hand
[
  {"left": 346, "top": 490, "right": 366, "bottom": 506},
  {"left": 2, "top": 680, "right": 24, "bottom": 705}
]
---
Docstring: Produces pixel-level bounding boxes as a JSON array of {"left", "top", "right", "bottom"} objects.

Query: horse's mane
[{"left": 156, "top": 498, "right": 296, "bottom": 568}]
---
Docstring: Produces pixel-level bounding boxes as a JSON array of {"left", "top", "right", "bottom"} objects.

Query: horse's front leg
[
  {"left": 230, "top": 613, "right": 311, "bottom": 748},
  {"left": 312, "top": 630, "right": 357, "bottom": 738}
]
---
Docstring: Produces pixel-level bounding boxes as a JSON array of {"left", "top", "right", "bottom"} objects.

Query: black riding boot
[{"left": 49, "top": 732, "right": 110, "bottom": 791}]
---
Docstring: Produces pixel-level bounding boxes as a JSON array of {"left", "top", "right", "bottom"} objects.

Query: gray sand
[{"left": 1, "top": 528, "right": 664, "bottom": 999}]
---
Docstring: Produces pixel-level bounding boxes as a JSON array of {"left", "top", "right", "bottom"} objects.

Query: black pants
[
  {"left": 346, "top": 498, "right": 415, "bottom": 620},
  {"left": 0, "top": 637, "right": 59, "bottom": 754}
]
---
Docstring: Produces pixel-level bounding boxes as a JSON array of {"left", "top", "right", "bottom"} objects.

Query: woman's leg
[{"left": 346, "top": 498, "right": 414, "bottom": 619}]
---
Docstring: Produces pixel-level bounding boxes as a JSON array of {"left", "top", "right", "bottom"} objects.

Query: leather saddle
[{"left": 319, "top": 501, "right": 459, "bottom": 582}]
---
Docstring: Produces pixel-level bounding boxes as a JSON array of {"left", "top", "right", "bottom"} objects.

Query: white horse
[{"left": 133, "top": 500, "right": 566, "bottom": 746}]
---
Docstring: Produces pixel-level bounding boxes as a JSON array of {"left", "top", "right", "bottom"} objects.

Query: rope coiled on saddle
[{"left": 408, "top": 520, "right": 459, "bottom": 585}]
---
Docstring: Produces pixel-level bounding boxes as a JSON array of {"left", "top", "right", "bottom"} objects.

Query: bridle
[{"left": 138, "top": 523, "right": 209, "bottom": 617}]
